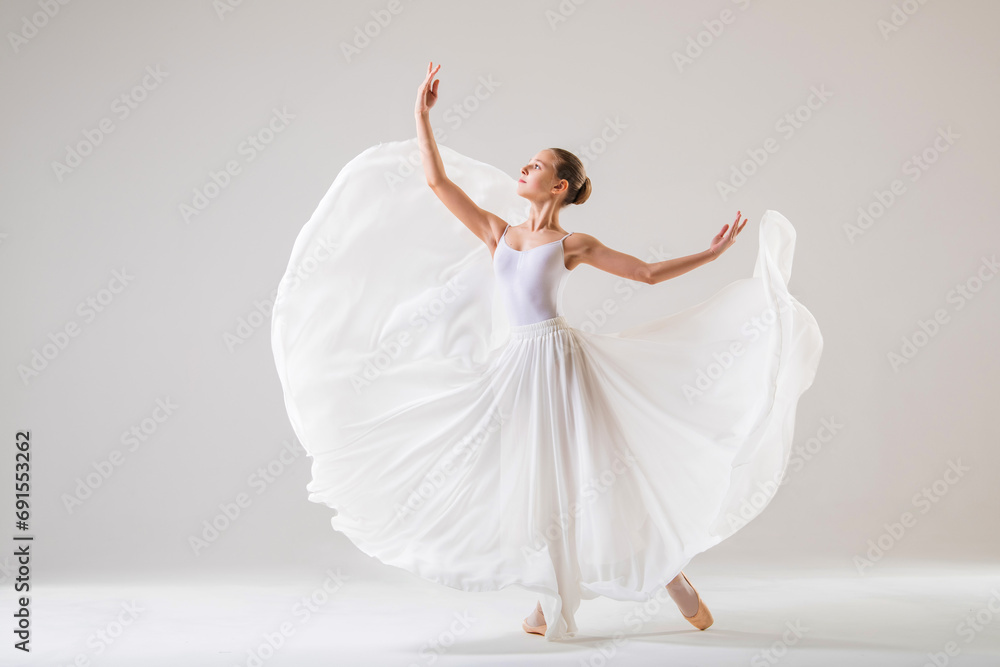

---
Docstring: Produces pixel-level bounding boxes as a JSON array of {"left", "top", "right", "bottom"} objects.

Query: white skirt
[{"left": 270, "top": 138, "right": 824, "bottom": 641}]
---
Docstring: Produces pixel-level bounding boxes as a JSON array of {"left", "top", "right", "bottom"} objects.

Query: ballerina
[
  {"left": 270, "top": 62, "right": 822, "bottom": 642},
  {"left": 415, "top": 61, "right": 736, "bottom": 635}
]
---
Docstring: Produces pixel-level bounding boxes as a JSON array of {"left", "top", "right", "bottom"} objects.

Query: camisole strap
[{"left": 500, "top": 225, "right": 572, "bottom": 244}]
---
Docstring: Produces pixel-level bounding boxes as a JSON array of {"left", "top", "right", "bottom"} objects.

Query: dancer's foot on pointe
[
  {"left": 523, "top": 601, "right": 546, "bottom": 635},
  {"left": 666, "top": 571, "right": 700, "bottom": 617},
  {"left": 666, "top": 571, "right": 714, "bottom": 630}
]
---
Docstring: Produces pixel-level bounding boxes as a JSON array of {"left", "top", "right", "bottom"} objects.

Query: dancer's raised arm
[
  {"left": 415, "top": 62, "right": 506, "bottom": 247},
  {"left": 414, "top": 62, "right": 446, "bottom": 185}
]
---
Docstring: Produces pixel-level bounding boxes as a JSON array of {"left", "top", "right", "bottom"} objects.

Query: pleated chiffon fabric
[{"left": 270, "top": 137, "right": 823, "bottom": 640}]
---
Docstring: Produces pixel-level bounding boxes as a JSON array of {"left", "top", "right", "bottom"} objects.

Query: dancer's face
[{"left": 517, "top": 150, "right": 569, "bottom": 203}]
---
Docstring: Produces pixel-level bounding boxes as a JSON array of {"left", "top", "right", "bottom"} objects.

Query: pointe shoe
[
  {"left": 522, "top": 618, "right": 547, "bottom": 636},
  {"left": 675, "top": 571, "right": 714, "bottom": 630}
]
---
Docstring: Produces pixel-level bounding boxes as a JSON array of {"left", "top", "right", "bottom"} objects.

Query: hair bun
[
  {"left": 573, "top": 176, "right": 592, "bottom": 206},
  {"left": 548, "top": 147, "right": 590, "bottom": 208}
]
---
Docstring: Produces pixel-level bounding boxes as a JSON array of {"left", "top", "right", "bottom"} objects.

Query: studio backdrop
[{"left": 1, "top": 0, "right": 997, "bottom": 588}]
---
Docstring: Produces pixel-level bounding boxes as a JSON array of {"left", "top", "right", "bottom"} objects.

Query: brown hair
[{"left": 547, "top": 148, "right": 591, "bottom": 207}]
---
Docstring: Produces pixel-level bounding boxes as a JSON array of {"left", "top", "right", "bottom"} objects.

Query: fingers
[
  {"left": 714, "top": 211, "right": 749, "bottom": 256},
  {"left": 424, "top": 62, "right": 440, "bottom": 83},
  {"left": 419, "top": 63, "right": 441, "bottom": 103},
  {"left": 730, "top": 211, "right": 747, "bottom": 240}
]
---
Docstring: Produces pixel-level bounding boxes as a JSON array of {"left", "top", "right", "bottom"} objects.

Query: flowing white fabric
[{"left": 270, "top": 137, "right": 823, "bottom": 641}]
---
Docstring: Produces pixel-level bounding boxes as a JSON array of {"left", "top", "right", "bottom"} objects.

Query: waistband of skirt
[{"left": 509, "top": 315, "right": 570, "bottom": 339}]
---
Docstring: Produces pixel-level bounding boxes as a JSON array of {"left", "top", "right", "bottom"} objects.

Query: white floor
[{"left": 7, "top": 563, "right": 1000, "bottom": 666}]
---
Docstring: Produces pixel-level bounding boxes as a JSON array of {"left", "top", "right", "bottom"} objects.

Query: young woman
[
  {"left": 416, "top": 62, "right": 741, "bottom": 635},
  {"left": 271, "top": 62, "right": 823, "bottom": 642}
]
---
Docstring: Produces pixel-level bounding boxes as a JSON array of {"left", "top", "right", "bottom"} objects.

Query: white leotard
[{"left": 492, "top": 224, "right": 574, "bottom": 327}]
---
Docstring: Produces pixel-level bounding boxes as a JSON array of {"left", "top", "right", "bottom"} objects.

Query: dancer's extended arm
[
  {"left": 573, "top": 212, "right": 747, "bottom": 285},
  {"left": 415, "top": 62, "right": 506, "bottom": 247}
]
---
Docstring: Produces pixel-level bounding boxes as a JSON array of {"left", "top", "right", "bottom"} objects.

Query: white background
[{"left": 2, "top": 0, "right": 997, "bottom": 588}]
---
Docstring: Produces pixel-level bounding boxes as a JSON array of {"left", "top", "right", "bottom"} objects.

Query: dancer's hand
[
  {"left": 415, "top": 61, "right": 441, "bottom": 116},
  {"left": 709, "top": 211, "right": 748, "bottom": 258}
]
